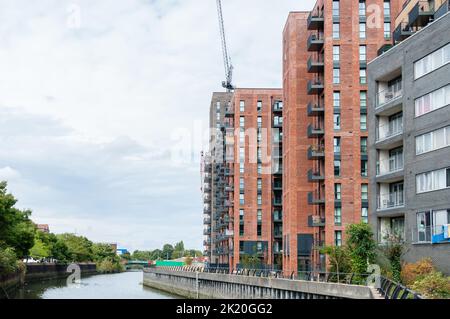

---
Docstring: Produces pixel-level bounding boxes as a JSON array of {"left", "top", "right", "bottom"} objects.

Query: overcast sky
[{"left": 0, "top": 0, "right": 314, "bottom": 252}]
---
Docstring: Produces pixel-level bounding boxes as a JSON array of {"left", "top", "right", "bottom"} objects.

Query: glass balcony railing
[
  {"left": 377, "top": 191, "right": 404, "bottom": 210},
  {"left": 376, "top": 87, "right": 403, "bottom": 108},
  {"left": 376, "top": 120, "right": 403, "bottom": 141},
  {"left": 376, "top": 156, "right": 404, "bottom": 176}
]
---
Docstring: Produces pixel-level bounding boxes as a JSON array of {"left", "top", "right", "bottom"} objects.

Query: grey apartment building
[{"left": 368, "top": 11, "right": 450, "bottom": 274}]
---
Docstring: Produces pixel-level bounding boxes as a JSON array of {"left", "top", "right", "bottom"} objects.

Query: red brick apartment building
[
  {"left": 282, "top": 0, "right": 403, "bottom": 273},
  {"left": 203, "top": 0, "right": 407, "bottom": 273},
  {"left": 203, "top": 89, "right": 283, "bottom": 270}
]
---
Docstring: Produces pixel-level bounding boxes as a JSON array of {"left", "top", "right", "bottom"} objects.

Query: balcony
[
  {"left": 225, "top": 186, "right": 234, "bottom": 193},
  {"left": 273, "top": 101, "right": 283, "bottom": 113},
  {"left": 307, "top": 12, "right": 324, "bottom": 30},
  {"left": 307, "top": 34, "right": 324, "bottom": 51},
  {"left": 273, "top": 183, "right": 282, "bottom": 191},
  {"left": 307, "top": 79, "right": 324, "bottom": 95},
  {"left": 203, "top": 184, "right": 211, "bottom": 192},
  {"left": 225, "top": 107, "right": 234, "bottom": 117},
  {"left": 308, "top": 191, "right": 325, "bottom": 205},
  {"left": 308, "top": 145, "right": 325, "bottom": 160},
  {"left": 376, "top": 87, "right": 403, "bottom": 111},
  {"left": 308, "top": 169, "right": 325, "bottom": 182},
  {"left": 225, "top": 169, "right": 234, "bottom": 177},
  {"left": 203, "top": 195, "right": 211, "bottom": 203},
  {"left": 307, "top": 55, "right": 324, "bottom": 73},
  {"left": 224, "top": 200, "right": 234, "bottom": 208},
  {"left": 308, "top": 215, "right": 326, "bottom": 227},
  {"left": 307, "top": 102, "right": 324, "bottom": 117},
  {"left": 203, "top": 218, "right": 211, "bottom": 225},
  {"left": 203, "top": 206, "right": 211, "bottom": 214},
  {"left": 203, "top": 228, "right": 211, "bottom": 236},
  {"left": 409, "top": 1, "right": 435, "bottom": 28},
  {"left": 273, "top": 212, "right": 283, "bottom": 223},
  {"left": 307, "top": 124, "right": 324, "bottom": 138},
  {"left": 273, "top": 198, "right": 282, "bottom": 207},
  {"left": 393, "top": 22, "right": 414, "bottom": 43},
  {"left": 376, "top": 157, "right": 404, "bottom": 182},
  {"left": 274, "top": 231, "right": 283, "bottom": 239},
  {"left": 376, "top": 120, "right": 403, "bottom": 143},
  {"left": 377, "top": 191, "right": 405, "bottom": 211}
]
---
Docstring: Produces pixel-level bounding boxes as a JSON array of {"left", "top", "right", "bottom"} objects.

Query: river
[{"left": 10, "top": 271, "right": 178, "bottom": 299}]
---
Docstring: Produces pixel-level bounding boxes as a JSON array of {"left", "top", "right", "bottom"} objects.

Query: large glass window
[
  {"left": 360, "top": 114, "right": 367, "bottom": 130},
  {"left": 240, "top": 193, "right": 245, "bottom": 205},
  {"left": 335, "top": 183, "right": 342, "bottom": 200},
  {"left": 240, "top": 100, "right": 245, "bottom": 112},
  {"left": 359, "top": 23, "right": 366, "bottom": 39},
  {"left": 335, "top": 207, "right": 342, "bottom": 225},
  {"left": 416, "top": 168, "right": 448, "bottom": 193},
  {"left": 361, "top": 208, "right": 369, "bottom": 224},
  {"left": 359, "top": 45, "right": 367, "bottom": 61},
  {"left": 240, "top": 116, "right": 245, "bottom": 128},
  {"left": 257, "top": 101, "right": 262, "bottom": 112},
  {"left": 414, "top": 43, "right": 450, "bottom": 79},
  {"left": 334, "top": 160, "right": 341, "bottom": 177},
  {"left": 335, "top": 231, "right": 342, "bottom": 246},
  {"left": 362, "top": 184, "right": 368, "bottom": 200},
  {"left": 415, "top": 84, "right": 450, "bottom": 117},
  {"left": 384, "top": 22, "right": 391, "bottom": 39},
  {"left": 359, "top": 0, "right": 366, "bottom": 16},
  {"left": 333, "top": 46, "right": 340, "bottom": 62},
  {"left": 332, "top": 1, "right": 340, "bottom": 16},
  {"left": 333, "top": 68, "right": 340, "bottom": 84},
  {"left": 384, "top": 0, "right": 391, "bottom": 18},
  {"left": 333, "top": 23, "right": 340, "bottom": 39},
  {"left": 360, "top": 69, "right": 367, "bottom": 84},
  {"left": 361, "top": 138, "right": 368, "bottom": 155},
  {"left": 334, "top": 137, "right": 341, "bottom": 154},
  {"left": 334, "top": 114, "right": 341, "bottom": 130},
  {"left": 333, "top": 92, "right": 341, "bottom": 109}
]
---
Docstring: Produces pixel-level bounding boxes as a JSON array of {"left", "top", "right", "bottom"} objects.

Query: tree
[
  {"left": 57, "top": 234, "right": 93, "bottom": 262},
  {"left": 379, "top": 234, "right": 405, "bottom": 282},
  {"left": 346, "top": 223, "right": 377, "bottom": 280},
  {"left": 321, "top": 246, "right": 350, "bottom": 281},
  {"left": 91, "top": 243, "right": 116, "bottom": 262},
  {"left": 30, "top": 236, "right": 50, "bottom": 260},
  {"left": 162, "top": 244, "right": 174, "bottom": 260},
  {"left": 151, "top": 249, "right": 163, "bottom": 261},
  {"left": 0, "top": 182, "right": 36, "bottom": 258}
]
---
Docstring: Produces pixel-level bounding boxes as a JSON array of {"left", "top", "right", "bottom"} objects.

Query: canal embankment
[
  {"left": 143, "top": 267, "right": 376, "bottom": 299},
  {"left": 0, "top": 263, "right": 97, "bottom": 299}
]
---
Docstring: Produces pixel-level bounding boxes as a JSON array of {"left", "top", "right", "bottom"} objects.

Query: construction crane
[{"left": 216, "top": 0, "right": 234, "bottom": 91}]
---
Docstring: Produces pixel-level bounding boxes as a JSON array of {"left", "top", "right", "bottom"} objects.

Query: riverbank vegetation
[
  {"left": 131, "top": 241, "right": 202, "bottom": 262},
  {"left": 321, "top": 222, "right": 450, "bottom": 299},
  {"left": 0, "top": 182, "right": 124, "bottom": 275}
]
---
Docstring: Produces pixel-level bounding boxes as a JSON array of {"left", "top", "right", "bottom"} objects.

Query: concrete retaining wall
[
  {"left": 25, "top": 263, "right": 97, "bottom": 282},
  {"left": 0, "top": 270, "right": 25, "bottom": 298},
  {"left": 143, "top": 268, "right": 375, "bottom": 299}
]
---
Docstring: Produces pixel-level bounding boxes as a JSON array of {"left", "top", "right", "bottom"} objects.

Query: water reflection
[{"left": 11, "top": 271, "right": 177, "bottom": 299}]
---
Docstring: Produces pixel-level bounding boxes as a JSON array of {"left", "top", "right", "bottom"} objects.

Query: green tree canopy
[
  {"left": 57, "top": 233, "right": 94, "bottom": 262},
  {"left": 346, "top": 223, "right": 377, "bottom": 277},
  {"left": 0, "top": 181, "right": 36, "bottom": 258}
]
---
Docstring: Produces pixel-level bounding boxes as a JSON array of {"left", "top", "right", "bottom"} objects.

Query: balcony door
[
  {"left": 389, "top": 182, "right": 404, "bottom": 206},
  {"left": 389, "top": 147, "right": 403, "bottom": 172}
]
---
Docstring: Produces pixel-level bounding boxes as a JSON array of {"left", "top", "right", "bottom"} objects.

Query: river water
[{"left": 10, "top": 271, "right": 177, "bottom": 299}]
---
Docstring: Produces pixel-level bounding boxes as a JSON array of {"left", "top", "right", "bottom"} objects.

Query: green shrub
[
  {"left": 97, "top": 258, "right": 124, "bottom": 274},
  {"left": 401, "top": 258, "right": 435, "bottom": 286},
  {"left": 412, "top": 271, "right": 450, "bottom": 299},
  {"left": 0, "top": 246, "right": 19, "bottom": 274}
]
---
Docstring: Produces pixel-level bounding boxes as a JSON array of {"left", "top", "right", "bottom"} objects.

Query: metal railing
[
  {"left": 376, "top": 120, "right": 403, "bottom": 141},
  {"left": 147, "top": 267, "right": 422, "bottom": 299},
  {"left": 376, "top": 87, "right": 403, "bottom": 108},
  {"left": 377, "top": 191, "right": 404, "bottom": 210},
  {"left": 376, "top": 156, "right": 404, "bottom": 176}
]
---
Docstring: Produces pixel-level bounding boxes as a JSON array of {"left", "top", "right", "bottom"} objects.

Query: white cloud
[{"left": 0, "top": 0, "right": 315, "bottom": 252}]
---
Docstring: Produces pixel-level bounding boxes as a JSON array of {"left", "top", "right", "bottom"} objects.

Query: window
[
  {"left": 239, "top": 130, "right": 245, "bottom": 145},
  {"left": 257, "top": 178, "right": 262, "bottom": 191},
  {"left": 216, "top": 102, "right": 221, "bottom": 111},
  {"left": 333, "top": 46, "right": 340, "bottom": 62},
  {"left": 257, "top": 194, "right": 262, "bottom": 206},
  {"left": 257, "top": 163, "right": 262, "bottom": 174},
  {"left": 333, "top": 68, "right": 340, "bottom": 84},
  {"left": 416, "top": 168, "right": 449, "bottom": 193},
  {"left": 239, "top": 210, "right": 245, "bottom": 236},
  {"left": 415, "top": 84, "right": 450, "bottom": 117},
  {"left": 334, "top": 114, "right": 341, "bottom": 130},
  {"left": 257, "top": 101, "right": 262, "bottom": 112},
  {"left": 257, "top": 210, "right": 262, "bottom": 223},
  {"left": 361, "top": 208, "right": 368, "bottom": 224},
  {"left": 257, "top": 116, "right": 262, "bottom": 128},
  {"left": 257, "top": 148, "right": 262, "bottom": 161},
  {"left": 361, "top": 137, "right": 367, "bottom": 155},
  {"left": 334, "top": 137, "right": 341, "bottom": 154},
  {"left": 414, "top": 43, "right": 450, "bottom": 79},
  {"left": 384, "top": 22, "right": 391, "bottom": 39},
  {"left": 361, "top": 160, "right": 368, "bottom": 177},
  {"left": 384, "top": 1, "right": 391, "bottom": 18},
  {"left": 332, "top": 1, "right": 340, "bottom": 16},
  {"left": 362, "top": 184, "right": 368, "bottom": 200},
  {"left": 333, "top": 23, "right": 340, "bottom": 39},
  {"left": 360, "top": 69, "right": 367, "bottom": 84},
  {"left": 335, "top": 231, "right": 342, "bottom": 247},
  {"left": 360, "top": 114, "right": 367, "bottom": 130},
  {"left": 240, "top": 116, "right": 245, "bottom": 128},
  {"left": 416, "top": 126, "right": 450, "bottom": 155},
  {"left": 333, "top": 92, "right": 341, "bottom": 110},
  {"left": 360, "top": 91, "right": 367, "bottom": 109},
  {"left": 257, "top": 224, "right": 262, "bottom": 237},
  {"left": 240, "top": 193, "right": 245, "bottom": 205},
  {"left": 335, "top": 183, "right": 342, "bottom": 200},
  {"left": 359, "top": 1, "right": 366, "bottom": 16},
  {"left": 334, "top": 160, "right": 341, "bottom": 177},
  {"left": 359, "top": 45, "right": 367, "bottom": 62},
  {"left": 359, "top": 23, "right": 366, "bottom": 39},
  {"left": 240, "top": 178, "right": 245, "bottom": 191},
  {"left": 240, "top": 163, "right": 245, "bottom": 174},
  {"left": 240, "top": 100, "right": 245, "bottom": 112},
  {"left": 239, "top": 147, "right": 245, "bottom": 163},
  {"left": 216, "top": 112, "right": 220, "bottom": 121},
  {"left": 335, "top": 207, "right": 342, "bottom": 225}
]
